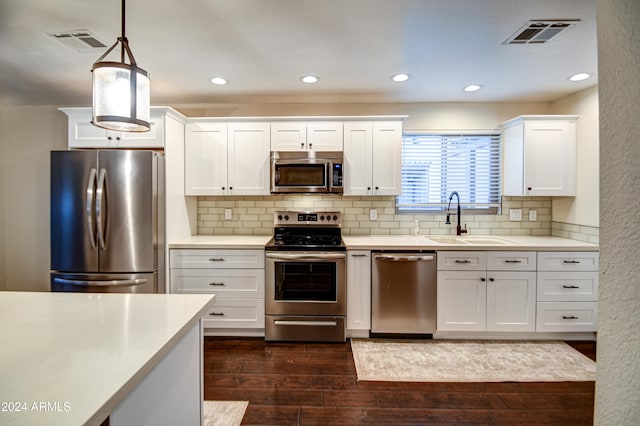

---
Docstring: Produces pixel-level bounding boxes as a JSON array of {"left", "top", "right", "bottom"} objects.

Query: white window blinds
[{"left": 396, "top": 133, "right": 502, "bottom": 212}]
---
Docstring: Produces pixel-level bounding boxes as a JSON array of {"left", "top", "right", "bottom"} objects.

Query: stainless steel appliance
[
  {"left": 50, "top": 150, "right": 164, "bottom": 293},
  {"left": 372, "top": 251, "right": 437, "bottom": 335},
  {"left": 271, "top": 151, "right": 343, "bottom": 194},
  {"left": 265, "top": 211, "right": 346, "bottom": 342}
]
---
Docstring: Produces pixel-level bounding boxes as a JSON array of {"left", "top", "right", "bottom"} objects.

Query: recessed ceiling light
[
  {"left": 391, "top": 73, "right": 410, "bottom": 82},
  {"left": 300, "top": 75, "right": 319, "bottom": 84},
  {"left": 209, "top": 77, "right": 228, "bottom": 85},
  {"left": 569, "top": 73, "right": 591, "bottom": 82},
  {"left": 464, "top": 84, "right": 483, "bottom": 92}
]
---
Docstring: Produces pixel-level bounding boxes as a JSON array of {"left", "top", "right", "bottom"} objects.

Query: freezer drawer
[
  {"left": 50, "top": 272, "right": 157, "bottom": 293},
  {"left": 372, "top": 252, "right": 437, "bottom": 334}
]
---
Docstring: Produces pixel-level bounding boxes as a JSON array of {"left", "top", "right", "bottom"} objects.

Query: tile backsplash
[{"left": 195, "top": 195, "right": 586, "bottom": 239}]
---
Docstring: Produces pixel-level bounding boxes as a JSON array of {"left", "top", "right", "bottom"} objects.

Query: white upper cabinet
[
  {"left": 343, "top": 121, "right": 402, "bottom": 196},
  {"left": 184, "top": 121, "right": 270, "bottom": 196},
  {"left": 271, "top": 121, "right": 343, "bottom": 151},
  {"left": 60, "top": 107, "right": 169, "bottom": 149},
  {"left": 501, "top": 115, "right": 578, "bottom": 196},
  {"left": 185, "top": 122, "right": 228, "bottom": 195}
]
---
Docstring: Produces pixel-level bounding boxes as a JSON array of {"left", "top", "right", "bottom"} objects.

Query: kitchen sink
[{"left": 425, "top": 236, "right": 514, "bottom": 245}]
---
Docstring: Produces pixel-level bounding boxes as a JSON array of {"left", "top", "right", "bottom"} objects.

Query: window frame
[{"left": 395, "top": 131, "right": 502, "bottom": 214}]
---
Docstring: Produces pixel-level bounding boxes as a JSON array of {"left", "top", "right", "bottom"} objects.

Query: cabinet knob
[
  {"left": 489, "top": 277, "right": 495, "bottom": 282},
  {"left": 229, "top": 186, "right": 233, "bottom": 190},
  {"left": 527, "top": 187, "right": 532, "bottom": 191},
  {"left": 375, "top": 186, "right": 379, "bottom": 190},
  {"left": 116, "top": 136, "right": 121, "bottom": 141},
  {"left": 367, "top": 187, "right": 371, "bottom": 190},
  {"left": 480, "top": 277, "right": 486, "bottom": 282},
  {"left": 107, "top": 136, "right": 112, "bottom": 141},
  {"left": 301, "top": 143, "right": 305, "bottom": 148},
  {"left": 221, "top": 187, "right": 225, "bottom": 190}
]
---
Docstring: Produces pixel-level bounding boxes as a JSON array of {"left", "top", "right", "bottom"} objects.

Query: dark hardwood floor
[{"left": 204, "top": 338, "right": 596, "bottom": 425}]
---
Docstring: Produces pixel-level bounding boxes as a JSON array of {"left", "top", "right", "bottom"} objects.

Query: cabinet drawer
[
  {"left": 202, "top": 298, "right": 265, "bottom": 328},
  {"left": 537, "top": 252, "right": 599, "bottom": 271},
  {"left": 437, "top": 251, "right": 487, "bottom": 270},
  {"left": 170, "top": 249, "right": 264, "bottom": 269},
  {"left": 536, "top": 302, "right": 598, "bottom": 332},
  {"left": 487, "top": 251, "right": 536, "bottom": 271},
  {"left": 170, "top": 269, "right": 265, "bottom": 298},
  {"left": 537, "top": 272, "right": 598, "bottom": 302}
]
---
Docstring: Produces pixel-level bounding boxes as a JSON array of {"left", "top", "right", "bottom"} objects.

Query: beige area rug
[
  {"left": 351, "top": 339, "right": 596, "bottom": 382},
  {"left": 203, "top": 400, "right": 248, "bottom": 426}
]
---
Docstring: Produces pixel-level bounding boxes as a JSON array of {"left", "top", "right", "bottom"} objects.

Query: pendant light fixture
[{"left": 91, "top": 0, "right": 150, "bottom": 132}]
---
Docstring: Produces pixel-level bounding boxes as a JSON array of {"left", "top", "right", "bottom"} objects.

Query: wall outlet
[
  {"left": 370, "top": 209, "right": 378, "bottom": 221},
  {"left": 224, "top": 209, "right": 233, "bottom": 220},
  {"left": 509, "top": 209, "right": 522, "bottom": 221},
  {"left": 529, "top": 210, "right": 537, "bottom": 221}
]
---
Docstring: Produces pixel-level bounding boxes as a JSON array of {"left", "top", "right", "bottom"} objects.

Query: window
[{"left": 396, "top": 132, "right": 501, "bottom": 212}]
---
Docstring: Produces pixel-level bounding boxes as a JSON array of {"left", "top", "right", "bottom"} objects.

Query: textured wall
[
  {"left": 196, "top": 195, "right": 555, "bottom": 237},
  {"left": 595, "top": 0, "right": 640, "bottom": 423}
]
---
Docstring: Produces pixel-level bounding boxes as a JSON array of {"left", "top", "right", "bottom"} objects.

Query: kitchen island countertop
[{"left": 0, "top": 291, "right": 215, "bottom": 425}]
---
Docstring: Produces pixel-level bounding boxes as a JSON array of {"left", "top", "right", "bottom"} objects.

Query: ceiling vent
[
  {"left": 503, "top": 20, "right": 579, "bottom": 45},
  {"left": 47, "top": 30, "right": 108, "bottom": 53}
]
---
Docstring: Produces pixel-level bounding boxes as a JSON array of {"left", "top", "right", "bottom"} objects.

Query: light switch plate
[
  {"left": 370, "top": 209, "right": 378, "bottom": 221},
  {"left": 224, "top": 209, "right": 232, "bottom": 220},
  {"left": 529, "top": 210, "right": 537, "bottom": 221},
  {"left": 509, "top": 209, "right": 522, "bottom": 221}
]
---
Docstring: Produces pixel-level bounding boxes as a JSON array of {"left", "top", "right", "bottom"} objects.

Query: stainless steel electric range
[{"left": 264, "top": 211, "right": 346, "bottom": 342}]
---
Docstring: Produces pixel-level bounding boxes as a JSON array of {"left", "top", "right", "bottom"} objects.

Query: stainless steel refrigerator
[{"left": 50, "top": 150, "right": 164, "bottom": 293}]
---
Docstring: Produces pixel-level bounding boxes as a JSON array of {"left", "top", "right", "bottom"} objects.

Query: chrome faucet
[{"left": 445, "top": 191, "right": 468, "bottom": 236}]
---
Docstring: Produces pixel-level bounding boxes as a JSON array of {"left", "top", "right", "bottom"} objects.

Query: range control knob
[
  {"left": 320, "top": 215, "right": 325, "bottom": 221},
  {"left": 277, "top": 215, "right": 283, "bottom": 221},
  {"left": 332, "top": 215, "right": 338, "bottom": 221},
  {"left": 284, "top": 215, "right": 289, "bottom": 221}
]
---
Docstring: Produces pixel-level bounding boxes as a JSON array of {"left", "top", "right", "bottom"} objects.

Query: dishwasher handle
[{"left": 374, "top": 254, "right": 434, "bottom": 262}]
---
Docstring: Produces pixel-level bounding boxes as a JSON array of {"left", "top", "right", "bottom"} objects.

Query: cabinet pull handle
[
  {"left": 562, "top": 284, "right": 580, "bottom": 289},
  {"left": 209, "top": 257, "right": 225, "bottom": 262},
  {"left": 209, "top": 282, "right": 225, "bottom": 286},
  {"left": 562, "top": 315, "right": 579, "bottom": 320},
  {"left": 563, "top": 260, "right": 581, "bottom": 264},
  {"left": 351, "top": 254, "right": 368, "bottom": 257},
  {"left": 455, "top": 260, "right": 471, "bottom": 264},
  {"left": 209, "top": 312, "right": 225, "bottom": 316},
  {"left": 504, "top": 260, "right": 522, "bottom": 263}
]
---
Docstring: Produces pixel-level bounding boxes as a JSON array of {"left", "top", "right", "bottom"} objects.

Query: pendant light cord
[{"left": 120, "top": 0, "right": 126, "bottom": 63}]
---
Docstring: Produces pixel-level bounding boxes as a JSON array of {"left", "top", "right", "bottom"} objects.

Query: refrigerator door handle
[
  {"left": 85, "top": 168, "right": 98, "bottom": 250},
  {"left": 53, "top": 277, "right": 149, "bottom": 287},
  {"left": 96, "top": 168, "right": 107, "bottom": 250}
]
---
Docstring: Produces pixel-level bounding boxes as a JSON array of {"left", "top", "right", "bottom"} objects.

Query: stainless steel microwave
[{"left": 271, "top": 151, "right": 343, "bottom": 194}]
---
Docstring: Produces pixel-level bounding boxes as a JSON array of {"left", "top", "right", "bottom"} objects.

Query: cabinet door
[
  {"left": 486, "top": 271, "right": 536, "bottom": 332},
  {"left": 437, "top": 271, "right": 486, "bottom": 331},
  {"left": 271, "top": 122, "right": 307, "bottom": 151},
  {"left": 184, "top": 122, "right": 228, "bottom": 195},
  {"left": 307, "top": 122, "right": 343, "bottom": 151},
  {"left": 228, "top": 122, "right": 271, "bottom": 195},
  {"left": 66, "top": 109, "right": 164, "bottom": 148},
  {"left": 523, "top": 120, "right": 576, "bottom": 196},
  {"left": 346, "top": 251, "right": 371, "bottom": 331},
  {"left": 372, "top": 121, "right": 402, "bottom": 195},
  {"left": 343, "top": 122, "right": 373, "bottom": 195}
]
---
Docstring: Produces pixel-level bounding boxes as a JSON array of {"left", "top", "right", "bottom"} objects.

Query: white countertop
[
  {"left": 169, "top": 235, "right": 272, "bottom": 249},
  {"left": 342, "top": 234, "right": 598, "bottom": 251},
  {"left": 168, "top": 234, "right": 597, "bottom": 251},
  {"left": 0, "top": 292, "right": 215, "bottom": 426}
]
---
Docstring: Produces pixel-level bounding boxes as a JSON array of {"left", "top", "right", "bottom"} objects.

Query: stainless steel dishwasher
[{"left": 371, "top": 251, "right": 437, "bottom": 335}]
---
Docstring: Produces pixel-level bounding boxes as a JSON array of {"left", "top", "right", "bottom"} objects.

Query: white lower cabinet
[
  {"left": 535, "top": 251, "right": 599, "bottom": 332},
  {"left": 170, "top": 248, "right": 265, "bottom": 336},
  {"left": 346, "top": 250, "right": 371, "bottom": 335},
  {"left": 437, "top": 251, "right": 537, "bottom": 332}
]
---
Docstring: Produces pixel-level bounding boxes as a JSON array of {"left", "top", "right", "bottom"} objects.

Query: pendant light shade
[{"left": 92, "top": 0, "right": 150, "bottom": 132}]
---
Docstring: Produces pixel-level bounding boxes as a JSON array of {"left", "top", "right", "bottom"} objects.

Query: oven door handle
[{"left": 266, "top": 252, "right": 346, "bottom": 261}]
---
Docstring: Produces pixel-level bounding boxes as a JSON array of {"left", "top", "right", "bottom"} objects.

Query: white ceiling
[{"left": 0, "top": 0, "right": 597, "bottom": 107}]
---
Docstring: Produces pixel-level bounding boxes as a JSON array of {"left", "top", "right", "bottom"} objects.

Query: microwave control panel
[{"left": 332, "top": 163, "right": 343, "bottom": 188}]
